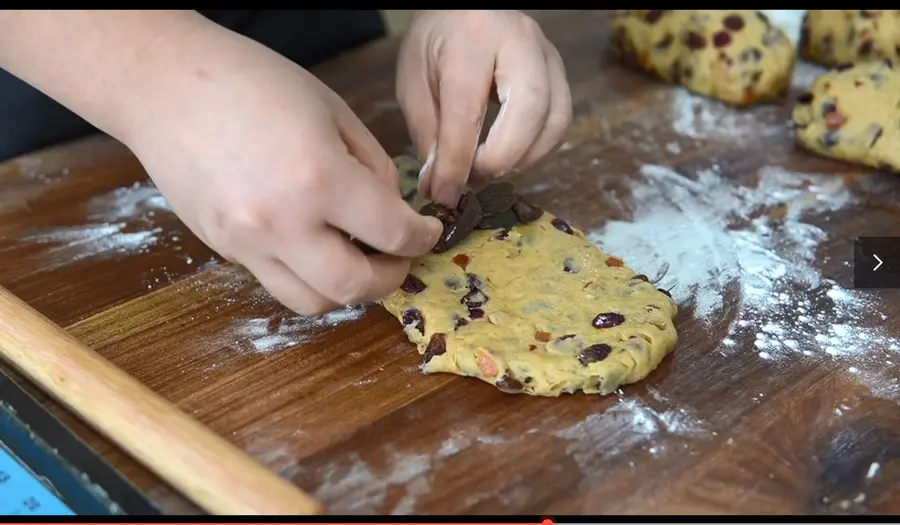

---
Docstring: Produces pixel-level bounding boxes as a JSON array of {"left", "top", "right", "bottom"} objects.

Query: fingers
[
  {"left": 278, "top": 225, "right": 413, "bottom": 305},
  {"left": 396, "top": 47, "right": 440, "bottom": 197},
  {"left": 472, "top": 38, "right": 551, "bottom": 177},
  {"left": 244, "top": 256, "right": 339, "bottom": 316},
  {"left": 324, "top": 157, "right": 443, "bottom": 257},
  {"left": 516, "top": 44, "right": 573, "bottom": 169},
  {"left": 329, "top": 93, "right": 402, "bottom": 189},
  {"left": 429, "top": 48, "right": 495, "bottom": 206}
]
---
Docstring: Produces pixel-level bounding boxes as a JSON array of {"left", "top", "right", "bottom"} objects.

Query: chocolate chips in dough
[
  {"left": 610, "top": 10, "right": 796, "bottom": 106},
  {"left": 800, "top": 10, "right": 900, "bottom": 68},
  {"left": 383, "top": 155, "right": 679, "bottom": 397},
  {"left": 792, "top": 60, "right": 900, "bottom": 174}
]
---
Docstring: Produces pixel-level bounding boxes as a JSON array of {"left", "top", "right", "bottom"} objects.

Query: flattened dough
[
  {"left": 800, "top": 10, "right": 900, "bottom": 67},
  {"left": 383, "top": 156, "right": 679, "bottom": 397},
  {"left": 611, "top": 10, "right": 796, "bottom": 106},
  {"left": 792, "top": 61, "right": 900, "bottom": 173}
]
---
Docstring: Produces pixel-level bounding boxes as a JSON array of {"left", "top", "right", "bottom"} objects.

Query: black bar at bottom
[{"left": 854, "top": 237, "right": 900, "bottom": 289}]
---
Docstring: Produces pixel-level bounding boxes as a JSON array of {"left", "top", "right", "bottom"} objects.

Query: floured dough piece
[
  {"left": 792, "top": 61, "right": 900, "bottom": 173},
  {"left": 800, "top": 10, "right": 900, "bottom": 68},
  {"left": 382, "top": 156, "right": 679, "bottom": 397},
  {"left": 610, "top": 10, "right": 796, "bottom": 106}
]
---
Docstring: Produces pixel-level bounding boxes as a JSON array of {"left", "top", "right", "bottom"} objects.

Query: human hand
[
  {"left": 125, "top": 26, "right": 442, "bottom": 315},
  {"left": 397, "top": 10, "right": 573, "bottom": 207}
]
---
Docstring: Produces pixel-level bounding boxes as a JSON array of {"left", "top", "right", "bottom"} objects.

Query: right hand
[{"left": 123, "top": 25, "right": 442, "bottom": 315}]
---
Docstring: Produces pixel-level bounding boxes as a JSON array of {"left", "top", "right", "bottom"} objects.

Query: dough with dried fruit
[
  {"left": 800, "top": 10, "right": 900, "bottom": 68},
  {"left": 792, "top": 61, "right": 900, "bottom": 173},
  {"left": 383, "top": 155, "right": 679, "bottom": 397},
  {"left": 610, "top": 10, "right": 796, "bottom": 106}
]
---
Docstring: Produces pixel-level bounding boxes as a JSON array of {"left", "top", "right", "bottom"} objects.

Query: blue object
[{"left": 0, "top": 443, "right": 74, "bottom": 515}]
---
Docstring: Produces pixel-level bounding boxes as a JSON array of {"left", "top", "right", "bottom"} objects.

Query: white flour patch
[
  {"left": 588, "top": 163, "right": 899, "bottom": 395},
  {"left": 762, "top": 10, "right": 806, "bottom": 46},
  {"left": 669, "top": 90, "right": 784, "bottom": 142},
  {"left": 554, "top": 395, "right": 706, "bottom": 480},
  {"left": 231, "top": 304, "right": 369, "bottom": 353}
]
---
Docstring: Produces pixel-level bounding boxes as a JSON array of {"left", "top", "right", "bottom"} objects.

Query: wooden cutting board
[{"left": 1, "top": 10, "right": 900, "bottom": 515}]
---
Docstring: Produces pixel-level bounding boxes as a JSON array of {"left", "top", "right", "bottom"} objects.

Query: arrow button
[{"left": 874, "top": 254, "right": 884, "bottom": 272}]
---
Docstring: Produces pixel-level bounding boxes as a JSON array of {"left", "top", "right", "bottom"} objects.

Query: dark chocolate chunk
[
  {"left": 592, "top": 312, "right": 626, "bottom": 329},
  {"left": 578, "top": 344, "right": 613, "bottom": 366},
  {"left": 723, "top": 14, "right": 745, "bottom": 31},
  {"left": 422, "top": 333, "right": 447, "bottom": 364},
  {"left": 835, "top": 62, "right": 855, "bottom": 72},
  {"left": 476, "top": 210, "right": 520, "bottom": 230},
  {"left": 644, "top": 10, "right": 664, "bottom": 24},
  {"left": 431, "top": 191, "right": 483, "bottom": 253},
  {"left": 495, "top": 373, "right": 525, "bottom": 393},
  {"left": 551, "top": 217, "right": 574, "bottom": 234},
  {"left": 461, "top": 287, "right": 489, "bottom": 309},
  {"left": 655, "top": 33, "right": 674, "bottom": 50},
  {"left": 685, "top": 31, "right": 707, "bottom": 50},
  {"left": 402, "top": 308, "right": 425, "bottom": 335},
  {"left": 511, "top": 197, "right": 544, "bottom": 223},
  {"left": 713, "top": 31, "right": 732, "bottom": 48},
  {"left": 796, "top": 91, "right": 814, "bottom": 104},
  {"left": 476, "top": 182, "right": 517, "bottom": 213},
  {"left": 859, "top": 40, "right": 874, "bottom": 57},
  {"left": 401, "top": 274, "right": 427, "bottom": 294},
  {"left": 658, "top": 287, "right": 673, "bottom": 298}
]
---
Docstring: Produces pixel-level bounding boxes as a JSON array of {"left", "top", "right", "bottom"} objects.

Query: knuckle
[
  {"left": 296, "top": 164, "right": 332, "bottom": 194},
  {"left": 382, "top": 224, "right": 415, "bottom": 254},
  {"left": 516, "top": 14, "right": 543, "bottom": 36},
  {"left": 329, "top": 272, "right": 370, "bottom": 306},
  {"left": 547, "top": 106, "right": 573, "bottom": 136}
]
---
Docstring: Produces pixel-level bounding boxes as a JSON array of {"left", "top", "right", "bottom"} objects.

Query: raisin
[
  {"left": 452, "top": 253, "right": 470, "bottom": 270},
  {"left": 896, "top": 44, "right": 900, "bottom": 58},
  {"left": 563, "top": 257, "right": 578, "bottom": 273},
  {"left": 644, "top": 10, "right": 664, "bottom": 24},
  {"left": 797, "top": 92, "right": 814, "bottom": 104},
  {"left": 578, "top": 344, "right": 613, "bottom": 366},
  {"left": 402, "top": 308, "right": 425, "bottom": 335},
  {"left": 495, "top": 373, "right": 524, "bottom": 394},
  {"left": 558, "top": 334, "right": 577, "bottom": 341},
  {"left": 475, "top": 182, "right": 517, "bottom": 213},
  {"left": 476, "top": 210, "right": 520, "bottom": 230},
  {"left": 552, "top": 217, "right": 574, "bottom": 234},
  {"left": 511, "top": 197, "right": 544, "bottom": 223},
  {"left": 713, "top": 31, "right": 732, "bottom": 48},
  {"left": 454, "top": 317, "right": 469, "bottom": 329},
  {"left": 422, "top": 333, "right": 447, "bottom": 364},
  {"left": 461, "top": 288, "right": 488, "bottom": 308},
  {"left": 469, "top": 308, "right": 485, "bottom": 319},
  {"left": 655, "top": 33, "right": 674, "bottom": 50},
  {"left": 835, "top": 62, "right": 854, "bottom": 72},
  {"left": 592, "top": 312, "right": 626, "bottom": 329},
  {"left": 869, "top": 126, "right": 884, "bottom": 147},
  {"left": 401, "top": 274, "right": 427, "bottom": 294},
  {"left": 685, "top": 31, "right": 707, "bottom": 50},
  {"left": 535, "top": 331, "right": 552, "bottom": 342},
  {"left": 633, "top": 274, "right": 650, "bottom": 282},
  {"left": 859, "top": 40, "right": 874, "bottom": 57},
  {"left": 606, "top": 256, "right": 625, "bottom": 267},
  {"left": 496, "top": 229, "right": 511, "bottom": 241},
  {"left": 723, "top": 14, "right": 745, "bottom": 31}
]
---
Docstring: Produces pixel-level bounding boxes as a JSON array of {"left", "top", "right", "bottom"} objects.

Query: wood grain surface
[{"left": 2, "top": 10, "right": 900, "bottom": 515}]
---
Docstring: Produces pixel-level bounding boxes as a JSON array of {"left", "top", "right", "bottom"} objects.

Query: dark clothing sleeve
[{"left": 0, "top": 10, "right": 386, "bottom": 162}]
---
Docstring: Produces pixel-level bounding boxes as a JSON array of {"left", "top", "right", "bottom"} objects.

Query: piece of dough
[
  {"left": 383, "top": 156, "right": 679, "bottom": 397},
  {"left": 791, "top": 61, "right": 900, "bottom": 173},
  {"left": 610, "top": 10, "right": 796, "bottom": 106},
  {"left": 800, "top": 10, "right": 900, "bottom": 68}
]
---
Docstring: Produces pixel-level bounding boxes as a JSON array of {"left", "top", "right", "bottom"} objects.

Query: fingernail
[
  {"left": 417, "top": 147, "right": 436, "bottom": 197},
  {"left": 433, "top": 182, "right": 463, "bottom": 208}
]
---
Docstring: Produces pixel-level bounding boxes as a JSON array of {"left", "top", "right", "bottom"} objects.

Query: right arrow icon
[{"left": 874, "top": 254, "right": 884, "bottom": 272}]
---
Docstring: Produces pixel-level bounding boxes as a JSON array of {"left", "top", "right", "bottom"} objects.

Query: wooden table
[{"left": 2, "top": 10, "right": 900, "bottom": 515}]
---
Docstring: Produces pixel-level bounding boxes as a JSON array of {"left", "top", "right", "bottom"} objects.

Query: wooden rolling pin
[{"left": 0, "top": 285, "right": 322, "bottom": 515}]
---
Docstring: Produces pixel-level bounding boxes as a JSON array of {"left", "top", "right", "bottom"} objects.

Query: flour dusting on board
[{"left": 231, "top": 303, "right": 369, "bottom": 353}]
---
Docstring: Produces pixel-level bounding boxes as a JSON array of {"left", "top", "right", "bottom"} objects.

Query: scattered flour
[
  {"left": 669, "top": 90, "right": 784, "bottom": 142},
  {"left": 230, "top": 304, "right": 369, "bottom": 353},
  {"left": 588, "top": 163, "right": 898, "bottom": 391}
]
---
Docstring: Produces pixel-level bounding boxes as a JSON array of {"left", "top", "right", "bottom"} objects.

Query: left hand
[{"left": 396, "top": 10, "right": 573, "bottom": 207}]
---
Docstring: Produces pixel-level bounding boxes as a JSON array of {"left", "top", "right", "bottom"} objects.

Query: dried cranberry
[
  {"left": 578, "top": 344, "right": 613, "bottom": 366},
  {"left": 452, "top": 253, "right": 470, "bottom": 270},
  {"left": 402, "top": 308, "right": 425, "bottom": 335},
  {"left": 551, "top": 218, "right": 574, "bottom": 234},
  {"left": 606, "top": 256, "right": 624, "bottom": 267},
  {"left": 401, "top": 274, "right": 427, "bottom": 294},
  {"left": 685, "top": 31, "right": 707, "bottom": 51},
  {"left": 825, "top": 111, "right": 847, "bottom": 131},
  {"left": 535, "top": 331, "right": 552, "bottom": 342},
  {"left": 713, "top": 31, "right": 732, "bottom": 48},
  {"left": 592, "top": 312, "right": 626, "bottom": 329},
  {"left": 495, "top": 373, "right": 524, "bottom": 393},
  {"left": 796, "top": 92, "right": 814, "bottom": 104},
  {"left": 723, "top": 14, "right": 745, "bottom": 31},
  {"left": 422, "top": 333, "right": 447, "bottom": 364}
]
